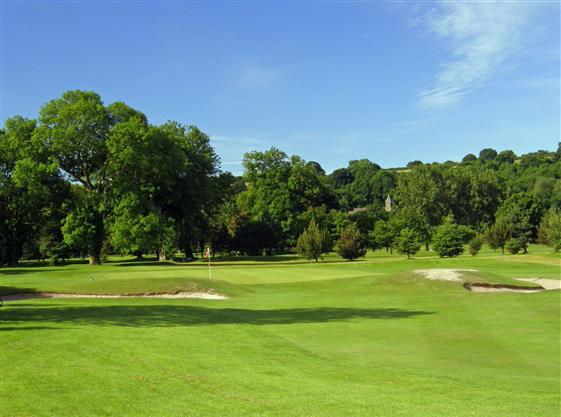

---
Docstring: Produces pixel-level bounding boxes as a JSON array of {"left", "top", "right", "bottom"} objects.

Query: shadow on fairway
[
  {"left": 0, "top": 285, "right": 38, "bottom": 296},
  {"left": 0, "top": 326, "right": 63, "bottom": 332},
  {"left": 0, "top": 305, "right": 433, "bottom": 327}
]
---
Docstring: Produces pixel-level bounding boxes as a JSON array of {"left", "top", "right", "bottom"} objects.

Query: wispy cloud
[
  {"left": 512, "top": 77, "right": 560, "bottom": 89},
  {"left": 236, "top": 64, "right": 281, "bottom": 90},
  {"left": 417, "top": 2, "right": 533, "bottom": 108},
  {"left": 211, "top": 135, "right": 267, "bottom": 146}
]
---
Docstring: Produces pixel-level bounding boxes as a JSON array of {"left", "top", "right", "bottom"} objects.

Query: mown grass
[{"left": 1, "top": 245, "right": 559, "bottom": 416}]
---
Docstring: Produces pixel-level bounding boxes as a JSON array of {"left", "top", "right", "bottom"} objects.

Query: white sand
[
  {"left": 1, "top": 291, "right": 228, "bottom": 301},
  {"left": 414, "top": 270, "right": 559, "bottom": 293},
  {"left": 467, "top": 286, "right": 543, "bottom": 293},
  {"left": 414, "top": 269, "right": 478, "bottom": 282},
  {"left": 516, "top": 278, "right": 561, "bottom": 290}
]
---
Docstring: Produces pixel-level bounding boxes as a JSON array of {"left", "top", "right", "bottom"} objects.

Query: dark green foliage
[
  {"left": 1, "top": 89, "right": 560, "bottom": 265},
  {"left": 296, "top": 219, "right": 331, "bottom": 262},
  {"left": 238, "top": 148, "right": 336, "bottom": 248},
  {"left": 0, "top": 116, "right": 69, "bottom": 266},
  {"left": 329, "top": 167, "right": 354, "bottom": 189},
  {"left": 369, "top": 218, "right": 401, "bottom": 254},
  {"left": 328, "top": 159, "right": 391, "bottom": 210},
  {"left": 33, "top": 91, "right": 135, "bottom": 264},
  {"left": 496, "top": 192, "right": 543, "bottom": 244},
  {"left": 496, "top": 150, "right": 516, "bottom": 164},
  {"left": 406, "top": 160, "right": 423, "bottom": 168},
  {"left": 391, "top": 207, "right": 432, "bottom": 250},
  {"left": 468, "top": 236, "right": 484, "bottom": 256},
  {"left": 432, "top": 221, "right": 472, "bottom": 257},
  {"left": 38, "top": 220, "right": 68, "bottom": 265},
  {"left": 479, "top": 148, "right": 498, "bottom": 161},
  {"left": 538, "top": 209, "right": 561, "bottom": 252},
  {"left": 110, "top": 194, "right": 176, "bottom": 259},
  {"left": 230, "top": 216, "right": 281, "bottom": 256},
  {"left": 336, "top": 225, "right": 367, "bottom": 261},
  {"left": 505, "top": 238, "right": 522, "bottom": 255},
  {"left": 393, "top": 229, "right": 421, "bottom": 259},
  {"left": 443, "top": 166, "right": 503, "bottom": 228},
  {"left": 486, "top": 219, "right": 511, "bottom": 254},
  {"left": 394, "top": 164, "right": 447, "bottom": 231}
]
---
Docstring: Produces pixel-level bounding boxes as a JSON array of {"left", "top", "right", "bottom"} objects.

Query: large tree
[
  {"left": 394, "top": 164, "right": 446, "bottom": 232},
  {"left": 495, "top": 192, "right": 543, "bottom": 253},
  {"left": 32, "top": 90, "right": 218, "bottom": 264},
  {"left": 0, "top": 116, "right": 69, "bottom": 266},
  {"left": 32, "top": 91, "right": 145, "bottom": 264},
  {"left": 442, "top": 166, "right": 503, "bottom": 228},
  {"left": 239, "top": 148, "right": 335, "bottom": 247}
]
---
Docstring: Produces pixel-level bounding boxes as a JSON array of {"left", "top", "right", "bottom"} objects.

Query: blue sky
[{"left": 2, "top": 1, "right": 559, "bottom": 174}]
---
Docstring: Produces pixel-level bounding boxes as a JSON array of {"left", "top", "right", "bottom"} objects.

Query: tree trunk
[
  {"left": 6, "top": 242, "right": 22, "bottom": 267},
  {"left": 425, "top": 242, "right": 429, "bottom": 251},
  {"left": 183, "top": 241, "right": 194, "bottom": 259},
  {"left": 89, "top": 212, "right": 104, "bottom": 266},
  {"left": 159, "top": 248, "right": 167, "bottom": 262},
  {"left": 89, "top": 254, "right": 101, "bottom": 265}
]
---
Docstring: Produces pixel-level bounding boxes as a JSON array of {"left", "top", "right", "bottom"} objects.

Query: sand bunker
[
  {"left": 414, "top": 269, "right": 478, "bottom": 282},
  {"left": 414, "top": 269, "right": 559, "bottom": 293},
  {"left": 0, "top": 291, "right": 228, "bottom": 302},
  {"left": 516, "top": 278, "right": 561, "bottom": 290}
]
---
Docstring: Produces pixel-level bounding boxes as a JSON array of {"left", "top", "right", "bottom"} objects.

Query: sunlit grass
[{"left": 1, "top": 246, "right": 559, "bottom": 416}]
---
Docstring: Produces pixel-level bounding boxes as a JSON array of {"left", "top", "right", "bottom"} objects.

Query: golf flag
[{"left": 205, "top": 247, "right": 212, "bottom": 280}]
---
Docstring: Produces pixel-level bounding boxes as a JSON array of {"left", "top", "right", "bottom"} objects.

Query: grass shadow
[
  {"left": 0, "top": 326, "right": 63, "bottom": 332},
  {"left": 0, "top": 285, "right": 38, "bottom": 296},
  {"left": 0, "top": 304, "right": 433, "bottom": 328}
]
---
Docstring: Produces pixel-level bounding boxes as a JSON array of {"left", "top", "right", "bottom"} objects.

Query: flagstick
[{"left": 207, "top": 248, "right": 212, "bottom": 280}]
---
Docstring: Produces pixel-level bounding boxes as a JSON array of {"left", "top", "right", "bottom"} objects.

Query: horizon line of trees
[{"left": 1, "top": 90, "right": 560, "bottom": 267}]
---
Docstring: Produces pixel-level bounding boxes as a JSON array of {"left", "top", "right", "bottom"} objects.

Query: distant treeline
[{"left": 1, "top": 90, "right": 560, "bottom": 266}]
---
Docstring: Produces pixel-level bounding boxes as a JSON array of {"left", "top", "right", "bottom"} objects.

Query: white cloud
[{"left": 417, "top": 1, "right": 533, "bottom": 108}]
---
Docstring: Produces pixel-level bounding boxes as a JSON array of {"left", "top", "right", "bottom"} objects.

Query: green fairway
[{"left": 1, "top": 247, "right": 560, "bottom": 417}]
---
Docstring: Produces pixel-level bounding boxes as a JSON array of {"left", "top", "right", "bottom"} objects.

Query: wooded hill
[{"left": 1, "top": 90, "right": 560, "bottom": 265}]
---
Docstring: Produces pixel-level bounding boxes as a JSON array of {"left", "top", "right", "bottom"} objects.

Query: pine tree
[
  {"left": 394, "top": 228, "right": 421, "bottom": 259},
  {"left": 336, "top": 224, "right": 367, "bottom": 261},
  {"left": 296, "top": 219, "right": 331, "bottom": 262}
]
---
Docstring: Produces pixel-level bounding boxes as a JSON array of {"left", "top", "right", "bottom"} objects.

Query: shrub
[
  {"left": 538, "top": 209, "right": 561, "bottom": 252},
  {"left": 394, "top": 228, "right": 421, "bottom": 259},
  {"left": 296, "top": 219, "right": 331, "bottom": 262},
  {"left": 468, "top": 236, "right": 483, "bottom": 256},
  {"left": 486, "top": 219, "right": 511, "bottom": 254},
  {"left": 505, "top": 238, "right": 522, "bottom": 255},
  {"left": 336, "top": 224, "right": 367, "bottom": 261},
  {"left": 370, "top": 220, "right": 399, "bottom": 254},
  {"left": 432, "top": 222, "right": 471, "bottom": 257}
]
